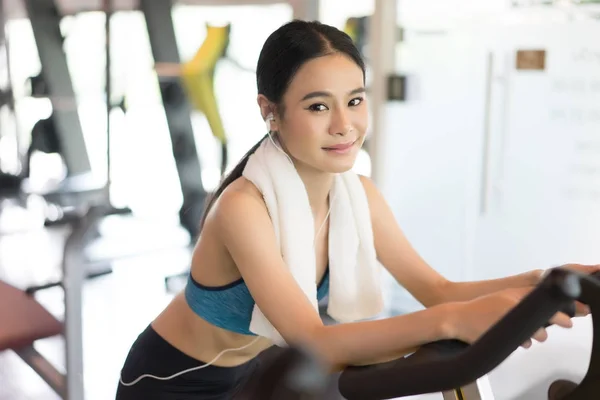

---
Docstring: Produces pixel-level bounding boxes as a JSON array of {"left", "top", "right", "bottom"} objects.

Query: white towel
[{"left": 242, "top": 137, "right": 385, "bottom": 346}]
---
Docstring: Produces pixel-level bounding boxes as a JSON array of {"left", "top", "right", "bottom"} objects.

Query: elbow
[
  {"left": 298, "top": 325, "right": 347, "bottom": 372},
  {"left": 274, "top": 323, "right": 343, "bottom": 371}
]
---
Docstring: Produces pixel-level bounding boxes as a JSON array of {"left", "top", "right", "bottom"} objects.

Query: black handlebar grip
[
  {"left": 548, "top": 379, "right": 578, "bottom": 400},
  {"left": 338, "top": 268, "right": 581, "bottom": 400},
  {"left": 544, "top": 270, "right": 600, "bottom": 327},
  {"left": 544, "top": 301, "right": 577, "bottom": 328}
]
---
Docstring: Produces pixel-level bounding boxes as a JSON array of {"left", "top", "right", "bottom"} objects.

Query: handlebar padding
[{"left": 339, "top": 268, "right": 583, "bottom": 400}]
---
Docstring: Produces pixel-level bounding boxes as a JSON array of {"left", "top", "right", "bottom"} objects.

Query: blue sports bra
[{"left": 185, "top": 268, "right": 330, "bottom": 335}]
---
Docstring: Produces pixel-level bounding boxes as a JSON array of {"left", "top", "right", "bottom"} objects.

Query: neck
[{"left": 295, "top": 163, "right": 334, "bottom": 217}]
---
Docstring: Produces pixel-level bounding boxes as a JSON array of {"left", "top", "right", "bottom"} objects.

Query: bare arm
[
  {"left": 358, "top": 175, "right": 450, "bottom": 307},
  {"left": 439, "top": 271, "right": 539, "bottom": 302},
  {"left": 214, "top": 183, "right": 454, "bottom": 370},
  {"left": 358, "top": 175, "right": 541, "bottom": 306},
  {"left": 445, "top": 264, "right": 600, "bottom": 304}
]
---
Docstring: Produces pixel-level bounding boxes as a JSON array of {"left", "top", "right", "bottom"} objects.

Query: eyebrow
[{"left": 300, "top": 87, "right": 366, "bottom": 101}]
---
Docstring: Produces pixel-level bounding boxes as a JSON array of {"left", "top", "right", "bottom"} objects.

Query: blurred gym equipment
[
  {"left": 18, "top": 0, "right": 120, "bottom": 294},
  {"left": 141, "top": 0, "right": 210, "bottom": 242},
  {"left": 0, "top": 0, "right": 34, "bottom": 233},
  {"left": 239, "top": 269, "right": 600, "bottom": 400},
  {"left": 0, "top": 204, "right": 108, "bottom": 400},
  {"left": 145, "top": 1, "right": 254, "bottom": 292},
  {"left": 180, "top": 23, "right": 230, "bottom": 177},
  {"left": 339, "top": 269, "right": 600, "bottom": 400},
  {"left": 237, "top": 345, "right": 332, "bottom": 400},
  {"left": 146, "top": 2, "right": 259, "bottom": 243},
  {"left": 13, "top": 0, "right": 192, "bottom": 296},
  {"left": 344, "top": 16, "right": 369, "bottom": 59}
]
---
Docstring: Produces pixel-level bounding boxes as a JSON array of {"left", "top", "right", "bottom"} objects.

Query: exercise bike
[{"left": 242, "top": 268, "right": 600, "bottom": 400}]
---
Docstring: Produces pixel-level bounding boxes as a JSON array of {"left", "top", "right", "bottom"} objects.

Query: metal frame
[
  {"left": 23, "top": 0, "right": 92, "bottom": 178},
  {"left": 59, "top": 206, "right": 99, "bottom": 400},
  {"left": 442, "top": 376, "right": 496, "bottom": 400},
  {"left": 139, "top": 0, "right": 207, "bottom": 239},
  {"left": 22, "top": 0, "right": 114, "bottom": 296},
  {"left": 12, "top": 203, "right": 106, "bottom": 400},
  {"left": 15, "top": 345, "right": 67, "bottom": 398}
]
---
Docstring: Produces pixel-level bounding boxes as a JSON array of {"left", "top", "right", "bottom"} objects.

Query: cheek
[
  {"left": 353, "top": 108, "right": 369, "bottom": 133},
  {"left": 284, "top": 113, "right": 323, "bottom": 144}
]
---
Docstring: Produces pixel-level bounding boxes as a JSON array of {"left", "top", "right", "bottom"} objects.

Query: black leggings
[{"left": 115, "top": 325, "right": 260, "bottom": 400}]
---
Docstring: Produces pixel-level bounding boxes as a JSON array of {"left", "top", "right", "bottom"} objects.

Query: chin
[{"left": 322, "top": 159, "right": 357, "bottom": 174}]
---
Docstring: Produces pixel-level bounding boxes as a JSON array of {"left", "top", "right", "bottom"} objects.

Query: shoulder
[
  {"left": 357, "top": 174, "right": 377, "bottom": 193},
  {"left": 356, "top": 174, "right": 384, "bottom": 205},
  {"left": 353, "top": 174, "right": 391, "bottom": 225},
  {"left": 207, "top": 177, "right": 270, "bottom": 233}
]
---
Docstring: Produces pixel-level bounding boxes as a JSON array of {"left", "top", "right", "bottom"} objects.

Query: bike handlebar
[{"left": 338, "top": 269, "right": 600, "bottom": 400}]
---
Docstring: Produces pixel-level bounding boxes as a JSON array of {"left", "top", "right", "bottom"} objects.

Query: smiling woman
[
  {"left": 115, "top": 20, "right": 375, "bottom": 399},
  {"left": 115, "top": 19, "right": 596, "bottom": 400}
]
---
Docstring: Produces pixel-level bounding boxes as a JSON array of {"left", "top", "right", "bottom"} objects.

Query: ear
[{"left": 257, "top": 94, "right": 280, "bottom": 131}]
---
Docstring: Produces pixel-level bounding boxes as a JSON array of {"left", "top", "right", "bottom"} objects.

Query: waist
[{"left": 153, "top": 293, "right": 273, "bottom": 367}]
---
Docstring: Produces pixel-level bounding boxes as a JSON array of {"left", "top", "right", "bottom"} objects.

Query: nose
[{"left": 328, "top": 108, "right": 353, "bottom": 136}]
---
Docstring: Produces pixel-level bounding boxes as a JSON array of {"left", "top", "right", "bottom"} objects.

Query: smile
[{"left": 323, "top": 139, "right": 358, "bottom": 154}]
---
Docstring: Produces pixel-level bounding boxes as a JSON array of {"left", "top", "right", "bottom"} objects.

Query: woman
[{"left": 116, "top": 20, "right": 596, "bottom": 399}]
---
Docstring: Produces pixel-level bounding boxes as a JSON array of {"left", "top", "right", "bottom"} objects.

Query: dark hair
[{"left": 198, "top": 20, "right": 366, "bottom": 230}]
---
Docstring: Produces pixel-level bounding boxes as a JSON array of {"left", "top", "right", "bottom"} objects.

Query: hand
[
  {"left": 533, "top": 264, "right": 600, "bottom": 317},
  {"left": 450, "top": 287, "right": 573, "bottom": 350},
  {"left": 560, "top": 263, "right": 600, "bottom": 276}
]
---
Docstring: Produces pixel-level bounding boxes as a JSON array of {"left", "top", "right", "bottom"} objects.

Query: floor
[{"left": 0, "top": 205, "right": 192, "bottom": 400}]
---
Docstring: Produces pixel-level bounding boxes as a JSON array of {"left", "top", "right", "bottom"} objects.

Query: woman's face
[{"left": 261, "top": 53, "right": 368, "bottom": 175}]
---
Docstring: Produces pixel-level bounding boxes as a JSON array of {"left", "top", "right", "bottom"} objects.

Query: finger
[
  {"left": 549, "top": 312, "right": 573, "bottom": 328},
  {"left": 565, "top": 264, "right": 600, "bottom": 274},
  {"left": 582, "top": 264, "right": 600, "bottom": 274},
  {"left": 521, "top": 339, "right": 532, "bottom": 349},
  {"left": 574, "top": 302, "right": 591, "bottom": 317},
  {"left": 532, "top": 328, "right": 548, "bottom": 343}
]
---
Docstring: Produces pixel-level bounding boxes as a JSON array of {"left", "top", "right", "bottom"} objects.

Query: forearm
[
  {"left": 311, "top": 303, "right": 454, "bottom": 371},
  {"left": 439, "top": 269, "right": 542, "bottom": 304}
]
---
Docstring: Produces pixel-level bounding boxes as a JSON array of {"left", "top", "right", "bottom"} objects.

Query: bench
[{"left": 0, "top": 279, "right": 65, "bottom": 396}]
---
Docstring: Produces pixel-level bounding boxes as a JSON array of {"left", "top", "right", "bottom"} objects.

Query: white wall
[
  {"left": 380, "top": 29, "right": 488, "bottom": 312},
  {"left": 382, "top": 3, "right": 600, "bottom": 313},
  {"left": 467, "top": 20, "right": 600, "bottom": 280}
]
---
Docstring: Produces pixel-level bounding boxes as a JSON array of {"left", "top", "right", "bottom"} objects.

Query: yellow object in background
[
  {"left": 343, "top": 16, "right": 368, "bottom": 59},
  {"left": 180, "top": 24, "right": 230, "bottom": 146},
  {"left": 344, "top": 17, "right": 359, "bottom": 43}
]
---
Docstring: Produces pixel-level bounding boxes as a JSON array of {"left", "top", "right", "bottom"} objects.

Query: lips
[{"left": 323, "top": 140, "right": 356, "bottom": 150}]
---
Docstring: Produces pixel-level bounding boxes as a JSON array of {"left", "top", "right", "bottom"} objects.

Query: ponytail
[{"left": 198, "top": 134, "right": 268, "bottom": 231}]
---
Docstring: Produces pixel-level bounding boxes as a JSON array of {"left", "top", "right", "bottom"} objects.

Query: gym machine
[
  {"left": 0, "top": 0, "right": 30, "bottom": 224},
  {"left": 19, "top": 0, "right": 118, "bottom": 294},
  {"left": 142, "top": 0, "right": 285, "bottom": 243},
  {"left": 141, "top": 0, "right": 240, "bottom": 293},
  {"left": 140, "top": 0, "right": 210, "bottom": 242},
  {"left": 339, "top": 268, "right": 600, "bottom": 400},
  {"left": 0, "top": 203, "right": 109, "bottom": 400},
  {"left": 0, "top": 3, "right": 129, "bottom": 398},
  {"left": 241, "top": 268, "right": 600, "bottom": 400}
]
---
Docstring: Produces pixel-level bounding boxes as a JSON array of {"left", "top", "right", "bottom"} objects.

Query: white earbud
[
  {"left": 264, "top": 112, "right": 292, "bottom": 164},
  {"left": 265, "top": 113, "right": 274, "bottom": 132}
]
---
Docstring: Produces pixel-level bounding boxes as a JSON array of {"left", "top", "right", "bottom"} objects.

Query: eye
[
  {"left": 349, "top": 97, "right": 364, "bottom": 107},
  {"left": 308, "top": 103, "right": 328, "bottom": 112}
]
